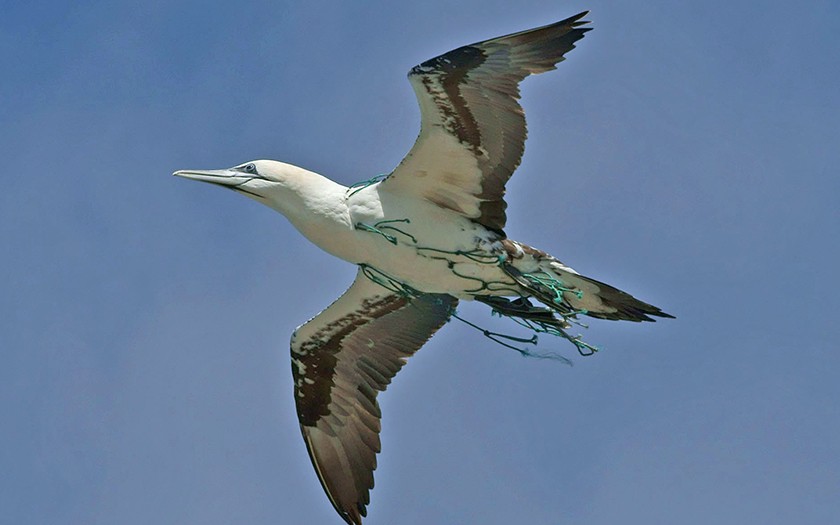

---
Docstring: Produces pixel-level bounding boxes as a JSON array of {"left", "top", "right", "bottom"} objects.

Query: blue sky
[{"left": 2, "top": 1, "right": 838, "bottom": 524}]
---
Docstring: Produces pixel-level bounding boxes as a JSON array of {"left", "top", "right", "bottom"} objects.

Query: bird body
[
  {"left": 175, "top": 12, "right": 673, "bottom": 524},
  {"left": 347, "top": 182, "right": 511, "bottom": 296}
]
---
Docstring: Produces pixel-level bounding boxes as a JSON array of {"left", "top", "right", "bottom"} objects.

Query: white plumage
[{"left": 175, "top": 11, "right": 672, "bottom": 524}]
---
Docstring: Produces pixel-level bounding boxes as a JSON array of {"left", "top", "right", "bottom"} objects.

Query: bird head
[{"left": 173, "top": 160, "right": 299, "bottom": 204}]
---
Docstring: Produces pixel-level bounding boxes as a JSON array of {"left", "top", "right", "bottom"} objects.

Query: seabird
[{"left": 175, "top": 11, "right": 672, "bottom": 524}]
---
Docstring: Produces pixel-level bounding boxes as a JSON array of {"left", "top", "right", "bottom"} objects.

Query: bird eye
[{"left": 243, "top": 163, "right": 257, "bottom": 173}]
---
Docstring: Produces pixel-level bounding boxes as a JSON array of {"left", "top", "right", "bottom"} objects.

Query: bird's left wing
[
  {"left": 380, "top": 12, "right": 591, "bottom": 234},
  {"left": 291, "top": 268, "right": 457, "bottom": 525}
]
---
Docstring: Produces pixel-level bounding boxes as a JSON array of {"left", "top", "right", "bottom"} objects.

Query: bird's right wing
[{"left": 291, "top": 268, "right": 457, "bottom": 524}]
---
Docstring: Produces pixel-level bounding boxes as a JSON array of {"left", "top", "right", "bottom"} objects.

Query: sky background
[{"left": 2, "top": 1, "right": 838, "bottom": 524}]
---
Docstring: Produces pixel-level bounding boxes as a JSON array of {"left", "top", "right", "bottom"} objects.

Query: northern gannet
[{"left": 175, "top": 11, "right": 672, "bottom": 524}]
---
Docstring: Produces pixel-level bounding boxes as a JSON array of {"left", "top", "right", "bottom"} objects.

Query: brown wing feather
[
  {"left": 382, "top": 12, "right": 592, "bottom": 234},
  {"left": 291, "top": 270, "right": 456, "bottom": 524}
]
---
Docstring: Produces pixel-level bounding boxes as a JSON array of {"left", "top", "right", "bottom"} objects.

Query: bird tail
[
  {"left": 503, "top": 259, "right": 673, "bottom": 322},
  {"left": 497, "top": 240, "right": 674, "bottom": 323}
]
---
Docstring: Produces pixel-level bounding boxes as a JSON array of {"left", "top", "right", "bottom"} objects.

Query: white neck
[{"left": 264, "top": 165, "right": 354, "bottom": 257}]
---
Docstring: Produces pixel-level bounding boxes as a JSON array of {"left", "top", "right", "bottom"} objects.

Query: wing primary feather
[
  {"left": 383, "top": 12, "right": 592, "bottom": 233},
  {"left": 292, "top": 270, "right": 457, "bottom": 523}
]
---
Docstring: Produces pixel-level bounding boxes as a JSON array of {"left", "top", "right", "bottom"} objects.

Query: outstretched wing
[
  {"left": 291, "top": 269, "right": 457, "bottom": 524},
  {"left": 380, "top": 12, "right": 591, "bottom": 234}
]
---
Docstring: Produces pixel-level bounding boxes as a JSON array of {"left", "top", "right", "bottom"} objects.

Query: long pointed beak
[
  {"left": 173, "top": 168, "right": 268, "bottom": 199},
  {"left": 173, "top": 169, "right": 248, "bottom": 187}
]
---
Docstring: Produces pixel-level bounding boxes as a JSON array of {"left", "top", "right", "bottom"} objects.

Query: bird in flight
[{"left": 175, "top": 11, "right": 672, "bottom": 524}]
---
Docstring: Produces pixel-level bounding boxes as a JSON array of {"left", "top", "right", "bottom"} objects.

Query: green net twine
[
  {"left": 347, "top": 173, "right": 388, "bottom": 197},
  {"left": 352, "top": 211, "right": 602, "bottom": 360}
]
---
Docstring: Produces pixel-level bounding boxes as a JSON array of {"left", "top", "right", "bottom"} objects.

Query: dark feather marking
[
  {"left": 293, "top": 276, "right": 458, "bottom": 524},
  {"left": 415, "top": 46, "right": 486, "bottom": 155},
  {"left": 293, "top": 295, "right": 406, "bottom": 427},
  {"left": 394, "top": 12, "right": 592, "bottom": 234},
  {"left": 575, "top": 275, "right": 676, "bottom": 322}
]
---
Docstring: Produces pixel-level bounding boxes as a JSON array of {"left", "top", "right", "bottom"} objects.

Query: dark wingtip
[
  {"left": 633, "top": 305, "right": 676, "bottom": 322},
  {"left": 340, "top": 506, "right": 364, "bottom": 525},
  {"left": 627, "top": 311, "right": 675, "bottom": 323},
  {"left": 567, "top": 10, "right": 592, "bottom": 28}
]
